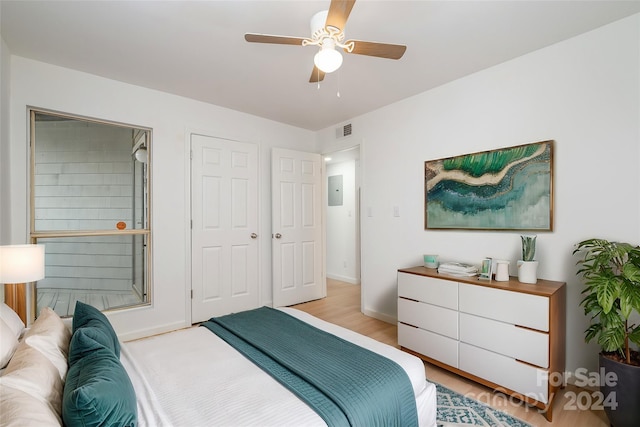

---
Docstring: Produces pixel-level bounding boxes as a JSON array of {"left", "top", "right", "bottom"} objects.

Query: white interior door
[
  {"left": 272, "top": 148, "right": 324, "bottom": 307},
  {"left": 191, "top": 134, "right": 259, "bottom": 323}
]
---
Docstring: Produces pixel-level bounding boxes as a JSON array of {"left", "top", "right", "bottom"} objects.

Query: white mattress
[{"left": 121, "top": 307, "right": 437, "bottom": 427}]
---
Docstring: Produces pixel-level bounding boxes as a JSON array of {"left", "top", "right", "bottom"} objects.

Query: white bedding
[{"left": 121, "top": 307, "right": 437, "bottom": 427}]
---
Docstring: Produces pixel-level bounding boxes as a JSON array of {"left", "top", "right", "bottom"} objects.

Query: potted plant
[
  {"left": 573, "top": 238, "right": 640, "bottom": 427},
  {"left": 517, "top": 234, "right": 538, "bottom": 283}
]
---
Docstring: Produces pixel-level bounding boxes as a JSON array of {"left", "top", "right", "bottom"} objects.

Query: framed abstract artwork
[{"left": 425, "top": 140, "right": 553, "bottom": 231}]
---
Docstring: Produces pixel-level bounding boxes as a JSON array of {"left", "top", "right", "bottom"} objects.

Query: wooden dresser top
[{"left": 398, "top": 266, "right": 565, "bottom": 297}]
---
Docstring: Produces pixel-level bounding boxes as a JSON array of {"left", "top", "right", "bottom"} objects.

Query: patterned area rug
[{"left": 436, "top": 384, "right": 532, "bottom": 427}]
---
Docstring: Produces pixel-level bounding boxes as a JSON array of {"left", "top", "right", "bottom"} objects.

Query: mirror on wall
[{"left": 30, "top": 109, "right": 151, "bottom": 317}]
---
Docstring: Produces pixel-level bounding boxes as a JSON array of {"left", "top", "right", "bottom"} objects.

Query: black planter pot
[{"left": 600, "top": 353, "right": 640, "bottom": 427}]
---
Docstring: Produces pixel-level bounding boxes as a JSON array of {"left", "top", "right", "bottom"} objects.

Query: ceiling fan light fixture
[
  {"left": 244, "top": 0, "right": 406, "bottom": 83},
  {"left": 314, "top": 44, "right": 343, "bottom": 73}
]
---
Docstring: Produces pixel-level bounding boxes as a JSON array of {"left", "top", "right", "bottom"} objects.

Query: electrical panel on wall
[{"left": 328, "top": 175, "right": 343, "bottom": 206}]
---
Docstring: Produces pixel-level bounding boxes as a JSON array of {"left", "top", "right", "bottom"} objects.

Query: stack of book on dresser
[{"left": 437, "top": 262, "right": 478, "bottom": 277}]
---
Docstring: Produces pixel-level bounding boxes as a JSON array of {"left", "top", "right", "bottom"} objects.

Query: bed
[{"left": 0, "top": 301, "right": 437, "bottom": 427}]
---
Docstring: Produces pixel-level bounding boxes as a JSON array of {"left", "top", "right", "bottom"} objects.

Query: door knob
[
  {"left": 250, "top": 233, "right": 258, "bottom": 239},
  {"left": 274, "top": 233, "right": 282, "bottom": 239}
]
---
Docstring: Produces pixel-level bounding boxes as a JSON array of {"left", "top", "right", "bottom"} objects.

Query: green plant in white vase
[
  {"left": 517, "top": 235, "right": 538, "bottom": 283},
  {"left": 521, "top": 235, "right": 536, "bottom": 261}
]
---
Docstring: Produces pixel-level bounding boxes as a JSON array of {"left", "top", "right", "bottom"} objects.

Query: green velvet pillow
[
  {"left": 68, "top": 327, "right": 114, "bottom": 366},
  {"left": 62, "top": 346, "right": 137, "bottom": 427},
  {"left": 72, "top": 301, "right": 120, "bottom": 358}
]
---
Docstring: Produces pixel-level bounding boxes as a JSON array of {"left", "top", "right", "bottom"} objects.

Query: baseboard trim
[
  {"left": 326, "top": 273, "right": 359, "bottom": 284},
  {"left": 119, "top": 321, "right": 188, "bottom": 342},
  {"left": 362, "top": 307, "right": 396, "bottom": 325}
]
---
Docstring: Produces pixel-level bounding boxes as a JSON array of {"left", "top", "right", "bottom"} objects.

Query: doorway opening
[{"left": 323, "top": 146, "right": 360, "bottom": 286}]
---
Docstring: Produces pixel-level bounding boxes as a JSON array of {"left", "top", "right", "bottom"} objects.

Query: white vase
[
  {"left": 494, "top": 260, "right": 510, "bottom": 281},
  {"left": 517, "top": 260, "right": 538, "bottom": 284}
]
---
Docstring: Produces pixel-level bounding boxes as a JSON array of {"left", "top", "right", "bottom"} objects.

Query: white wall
[
  {"left": 0, "top": 32, "right": 10, "bottom": 246},
  {"left": 326, "top": 160, "right": 358, "bottom": 283},
  {"left": 317, "top": 14, "right": 640, "bottom": 375},
  {"left": 7, "top": 56, "right": 316, "bottom": 340}
]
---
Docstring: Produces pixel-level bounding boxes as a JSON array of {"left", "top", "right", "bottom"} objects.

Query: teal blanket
[{"left": 201, "top": 307, "right": 418, "bottom": 427}]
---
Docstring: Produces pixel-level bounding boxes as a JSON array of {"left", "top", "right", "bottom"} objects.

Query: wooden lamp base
[{"left": 4, "top": 283, "right": 27, "bottom": 325}]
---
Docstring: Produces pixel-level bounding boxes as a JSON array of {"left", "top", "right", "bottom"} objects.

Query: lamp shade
[{"left": 0, "top": 244, "right": 45, "bottom": 283}]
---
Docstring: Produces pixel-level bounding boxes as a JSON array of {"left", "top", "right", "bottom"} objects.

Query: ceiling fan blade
[
  {"left": 244, "top": 33, "right": 307, "bottom": 46},
  {"left": 345, "top": 40, "right": 407, "bottom": 60},
  {"left": 326, "top": 0, "right": 356, "bottom": 31},
  {"left": 309, "top": 66, "right": 326, "bottom": 83}
]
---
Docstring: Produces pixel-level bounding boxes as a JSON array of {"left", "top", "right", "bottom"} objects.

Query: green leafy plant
[
  {"left": 521, "top": 235, "right": 536, "bottom": 261},
  {"left": 573, "top": 239, "right": 640, "bottom": 365}
]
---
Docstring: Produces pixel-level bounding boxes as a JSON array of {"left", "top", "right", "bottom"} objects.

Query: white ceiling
[{"left": 2, "top": 1, "right": 640, "bottom": 131}]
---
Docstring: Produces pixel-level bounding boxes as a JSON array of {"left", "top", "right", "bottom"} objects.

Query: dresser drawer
[
  {"left": 398, "top": 298, "right": 458, "bottom": 339},
  {"left": 398, "top": 272, "right": 458, "bottom": 309},
  {"left": 398, "top": 323, "right": 458, "bottom": 368},
  {"left": 459, "top": 342, "right": 549, "bottom": 403},
  {"left": 458, "top": 283, "right": 549, "bottom": 331},
  {"left": 459, "top": 312, "right": 549, "bottom": 368}
]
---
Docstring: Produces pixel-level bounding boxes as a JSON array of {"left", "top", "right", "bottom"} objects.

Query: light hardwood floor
[{"left": 293, "top": 279, "right": 609, "bottom": 427}]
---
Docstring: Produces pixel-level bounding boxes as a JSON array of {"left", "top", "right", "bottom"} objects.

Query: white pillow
[
  {"left": 0, "top": 303, "right": 25, "bottom": 339},
  {"left": 24, "top": 307, "right": 71, "bottom": 380},
  {"left": 0, "top": 384, "right": 62, "bottom": 426},
  {"left": 0, "top": 342, "right": 63, "bottom": 418},
  {"left": 0, "top": 319, "right": 19, "bottom": 368}
]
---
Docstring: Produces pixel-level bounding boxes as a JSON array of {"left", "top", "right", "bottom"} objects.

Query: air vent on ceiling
[{"left": 336, "top": 123, "right": 353, "bottom": 139}]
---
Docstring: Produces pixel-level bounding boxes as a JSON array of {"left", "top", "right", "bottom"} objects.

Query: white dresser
[{"left": 398, "top": 266, "right": 566, "bottom": 421}]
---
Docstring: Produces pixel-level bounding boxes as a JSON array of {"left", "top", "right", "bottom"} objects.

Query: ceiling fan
[{"left": 244, "top": 0, "right": 407, "bottom": 83}]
